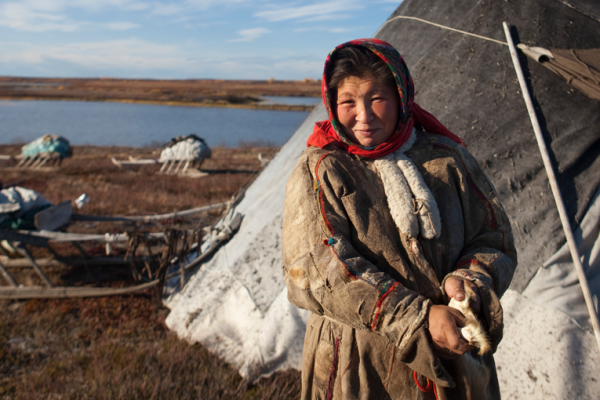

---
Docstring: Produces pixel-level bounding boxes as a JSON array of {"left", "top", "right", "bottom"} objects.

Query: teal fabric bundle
[{"left": 21, "top": 135, "right": 72, "bottom": 159}]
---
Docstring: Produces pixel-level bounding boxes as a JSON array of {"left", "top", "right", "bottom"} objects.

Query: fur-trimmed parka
[{"left": 282, "top": 131, "right": 517, "bottom": 400}]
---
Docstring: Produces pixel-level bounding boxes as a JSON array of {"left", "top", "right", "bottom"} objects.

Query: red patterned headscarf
[{"left": 307, "top": 38, "right": 464, "bottom": 159}]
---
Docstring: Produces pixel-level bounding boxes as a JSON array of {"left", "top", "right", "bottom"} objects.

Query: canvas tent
[{"left": 165, "top": 0, "right": 600, "bottom": 397}]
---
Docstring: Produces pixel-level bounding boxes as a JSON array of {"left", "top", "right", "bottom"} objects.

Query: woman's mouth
[{"left": 355, "top": 128, "right": 379, "bottom": 137}]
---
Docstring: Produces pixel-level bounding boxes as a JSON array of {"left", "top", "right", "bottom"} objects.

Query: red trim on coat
[
  {"left": 413, "top": 371, "right": 439, "bottom": 400},
  {"left": 315, "top": 153, "right": 336, "bottom": 235},
  {"left": 455, "top": 258, "right": 491, "bottom": 273},
  {"left": 370, "top": 282, "right": 401, "bottom": 330},
  {"left": 326, "top": 337, "right": 340, "bottom": 400}
]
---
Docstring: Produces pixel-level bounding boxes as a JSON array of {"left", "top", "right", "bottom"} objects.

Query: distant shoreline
[
  {"left": 0, "top": 76, "right": 320, "bottom": 111},
  {"left": 0, "top": 96, "right": 315, "bottom": 112}
]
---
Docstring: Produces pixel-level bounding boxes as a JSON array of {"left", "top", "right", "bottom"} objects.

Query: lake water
[
  {"left": 259, "top": 96, "right": 320, "bottom": 106},
  {"left": 0, "top": 99, "right": 312, "bottom": 148}
]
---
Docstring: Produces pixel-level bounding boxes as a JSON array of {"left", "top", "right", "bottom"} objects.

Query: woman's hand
[
  {"left": 444, "top": 276, "right": 481, "bottom": 314},
  {"left": 428, "top": 305, "right": 473, "bottom": 359}
]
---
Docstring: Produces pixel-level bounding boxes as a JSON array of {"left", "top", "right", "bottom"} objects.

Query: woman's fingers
[
  {"left": 444, "top": 276, "right": 482, "bottom": 314},
  {"left": 428, "top": 305, "right": 474, "bottom": 359},
  {"left": 444, "top": 276, "right": 466, "bottom": 301}
]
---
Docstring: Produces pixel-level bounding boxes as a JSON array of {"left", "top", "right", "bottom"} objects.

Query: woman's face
[{"left": 335, "top": 74, "right": 399, "bottom": 147}]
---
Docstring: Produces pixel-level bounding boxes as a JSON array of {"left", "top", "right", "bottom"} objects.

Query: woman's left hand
[{"left": 444, "top": 276, "right": 481, "bottom": 314}]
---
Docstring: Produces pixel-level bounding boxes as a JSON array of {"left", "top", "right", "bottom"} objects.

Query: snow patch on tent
[{"left": 164, "top": 105, "right": 327, "bottom": 378}]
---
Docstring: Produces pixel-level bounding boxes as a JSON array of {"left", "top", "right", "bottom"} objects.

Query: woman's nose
[{"left": 356, "top": 101, "right": 373, "bottom": 123}]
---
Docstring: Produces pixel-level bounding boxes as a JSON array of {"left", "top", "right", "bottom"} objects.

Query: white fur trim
[
  {"left": 375, "top": 128, "right": 442, "bottom": 239},
  {"left": 374, "top": 154, "right": 418, "bottom": 237},
  {"left": 395, "top": 153, "right": 442, "bottom": 239}
]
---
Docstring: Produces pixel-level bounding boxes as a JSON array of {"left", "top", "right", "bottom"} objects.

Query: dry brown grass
[
  {"left": 0, "top": 77, "right": 320, "bottom": 110},
  {"left": 0, "top": 144, "right": 270, "bottom": 216},
  {"left": 0, "top": 144, "right": 301, "bottom": 399}
]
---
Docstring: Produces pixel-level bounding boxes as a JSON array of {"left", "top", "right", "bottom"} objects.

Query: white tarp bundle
[
  {"left": 164, "top": 106, "right": 327, "bottom": 378},
  {"left": 0, "top": 187, "right": 51, "bottom": 222},
  {"left": 158, "top": 136, "right": 211, "bottom": 162}
]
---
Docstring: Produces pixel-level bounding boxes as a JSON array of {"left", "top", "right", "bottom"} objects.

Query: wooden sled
[
  {"left": 0, "top": 201, "right": 231, "bottom": 299},
  {"left": 111, "top": 156, "right": 208, "bottom": 177},
  {"left": 0, "top": 154, "right": 64, "bottom": 172}
]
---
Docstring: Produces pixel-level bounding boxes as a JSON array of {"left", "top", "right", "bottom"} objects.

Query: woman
[{"left": 282, "top": 39, "right": 517, "bottom": 399}]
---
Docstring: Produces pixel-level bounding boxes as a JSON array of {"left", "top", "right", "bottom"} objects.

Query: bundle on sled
[
  {"left": 111, "top": 134, "right": 212, "bottom": 177},
  {"left": 0, "top": 135, "right": 72, "bottom": 170},
  {"left": 0, "top": 184, "right": 236, "bottom": 299}
]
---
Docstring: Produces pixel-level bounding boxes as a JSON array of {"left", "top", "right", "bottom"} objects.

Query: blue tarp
[{"left": 21, "top": 135, "right": 72, "bottom": 159}]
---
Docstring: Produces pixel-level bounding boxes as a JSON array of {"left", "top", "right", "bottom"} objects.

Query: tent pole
[{"left": 503, "top": 21, "right": 600, "bottom": 352}]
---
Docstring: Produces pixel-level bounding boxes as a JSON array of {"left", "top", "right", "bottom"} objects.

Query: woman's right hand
[{"left": 427, "top": 305, "right": 474, "bottom": 359}]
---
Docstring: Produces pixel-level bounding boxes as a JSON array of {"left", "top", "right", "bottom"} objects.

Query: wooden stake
[
  {"left": 13, "top": 242, "right": 54, "bottom": 287},
  {"left": 36, "top": 155, "right": 50, "bottom": 168},
  {"left": 70, "top": 241, "right": 89, "bottom": 258},
  {"left": 0, "top": 261, "right": 17, "bottom": 287},
  {"left": 30, "top": 155, "right": 44, "bottom": 168},
  {"left": 16, "top": 157, "right": 28, "bottom": 168},
  {"left": 181, "top": 160, "right": 190, "bottom": 174},
  {"left": 22, "top": 156, "right": 36, "bottom": 168},
  {"left": 159, "top": 160, "right": 169, "bottom": 173},
  {"left": 173, "top": 159, "right": 184, "bottom": 174},
  {"left": 504, "top": 21, "right": 600, "bottom": 352},
  {"left": 0, "top": 280, "right": 159, "bottom": 299},
  {"left": 166, "top": 160, "right": 175, "bottom": 174}
]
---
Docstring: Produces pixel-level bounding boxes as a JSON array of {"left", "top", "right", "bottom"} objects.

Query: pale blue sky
[{"left": 0, "top": 0, "right": 400, "bottom": 80}]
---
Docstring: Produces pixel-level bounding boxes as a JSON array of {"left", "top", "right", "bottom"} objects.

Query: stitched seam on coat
[
  {"left": 433, "top": 143, "right": 498, "bottom": 229},
  {"left": 370, "top": 281, "right": 401, "bottom": 330},
  {"left": 315, "top": 153, "right": 335, "bottom": 236},
  {"left": 327, "top": 243, "right": 403, "bottom": 332},
  {"left": 325, "top": 337, "right": 340, "bottom": 400},
  {"left": 327, "top": 244, "right": 366, "bottom": 283}
]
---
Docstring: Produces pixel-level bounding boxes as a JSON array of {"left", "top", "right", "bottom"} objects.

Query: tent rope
[{"left": 375, "top": 15, "right": 508, "bottom": 46}]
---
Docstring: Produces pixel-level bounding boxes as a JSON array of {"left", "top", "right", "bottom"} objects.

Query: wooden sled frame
[
  {"left": 0, "top": 153, "right": 64, "bottom": 171},
  {"left": 111, "top": 156, "right": 207, "bottom": 177},
  {"left": 0, "top": 227, "right": 166, "bottom": 299},
  {"left": 0, "top": 201, "right": 230, "bottom": 299}
]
